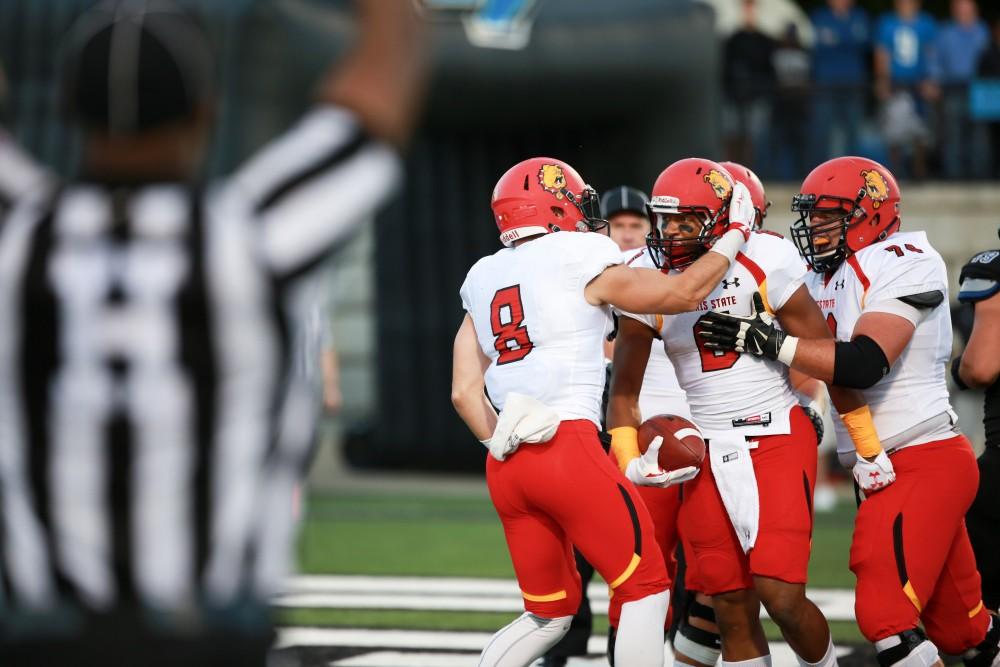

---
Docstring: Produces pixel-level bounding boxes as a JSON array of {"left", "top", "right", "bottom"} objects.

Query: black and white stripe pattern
[
  {"left": 0, "top": 106, "right": 399, "bottom": 618},
  {"left": 0, "top": 132, "right": 49, "bottom": 223}
]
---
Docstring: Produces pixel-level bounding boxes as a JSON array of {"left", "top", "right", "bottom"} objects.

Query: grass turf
[
  {"left": 291, "top": 488, "right": 862, "bottom": 641},
  {"left": 297, "top": 489, "right": 858, "bottom": 586}
]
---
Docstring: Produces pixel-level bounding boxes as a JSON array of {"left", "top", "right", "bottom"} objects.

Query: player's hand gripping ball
[{"left": 638, "top": 415, "right": 706, "bottom": 471}]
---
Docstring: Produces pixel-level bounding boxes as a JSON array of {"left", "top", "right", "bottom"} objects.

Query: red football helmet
[
  {"left": 790, "top": 156, "right": 901, "bottom": 273},
  {"left": 719, "top": 161, "right": 769, "bottom": 230},
  {"left": 645, "top": 158, "right": 734, "bottom": 270},
  {"left": 491, "top": 157, "right": 606, "bottom": 247}
]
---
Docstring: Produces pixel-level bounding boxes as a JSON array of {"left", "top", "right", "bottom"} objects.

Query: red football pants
[
  {"left": 605, "top": 484, "right": 683, "bottom": 629},
  {"left": 487, "top": 420, "right": 669, "bottom": 618},
  {"left": 679, "top": 405, "right": 818, "bottom": 595},
  {"left": 637, "top": 485, "right": 682, "bottom": 587},
  {"left": 850, "top": 434, "right": 990, "bottom": 654}
]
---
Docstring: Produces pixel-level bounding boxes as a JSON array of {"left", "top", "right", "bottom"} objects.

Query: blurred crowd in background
[{"left": 718, "top": 0, "right": 1000, "bottom": 181}]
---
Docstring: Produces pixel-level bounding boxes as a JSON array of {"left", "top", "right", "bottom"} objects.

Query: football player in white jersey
[
  {"left": 609, "top": 158, "right": 879, "bottom": 667},
  {"left": 699, "top": 156, "right": 1000, "bottom": 667},
  {"left": 451, "top": 156, "right": 755, "bottom": 667},
  {"left": 604, "top": 168, "right": 770, "bottom": 667},
  {"left": 600, "top": 185, "right": 721, "bottom": 667}
]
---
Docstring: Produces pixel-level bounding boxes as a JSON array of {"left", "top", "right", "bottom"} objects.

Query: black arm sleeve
[
  {"left": 832, "top": 335, "right": 891, "bottom": 389},
  {"left": 951, "top": 355, "right": 970, "bottom": 391}
]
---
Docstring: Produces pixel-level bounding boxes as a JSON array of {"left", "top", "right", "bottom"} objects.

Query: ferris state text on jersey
[{"left": 621, "top": 230, "right": 806, "bottom": 437}]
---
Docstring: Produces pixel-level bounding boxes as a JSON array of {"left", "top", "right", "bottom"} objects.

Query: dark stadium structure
[
  {"left": 361, "top": 0, "right": 721, "bottom": 471},
  {"left": 2, "top": 0, "right": 721, "bottom": 472}
]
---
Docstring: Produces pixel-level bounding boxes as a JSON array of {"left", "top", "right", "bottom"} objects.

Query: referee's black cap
[
  {"left": 600, "top": 185, "right": 649, "bottom": 220},
  {"left": 61, "top": 0, "right": 214, "bottom": 135}
]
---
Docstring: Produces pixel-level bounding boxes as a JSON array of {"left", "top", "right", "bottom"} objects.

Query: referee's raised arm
[
  {"left": 320, "top": 0, "right": 426, "bottom": 148},
  {"left": 231, "top": 0, "right": 426, "bottom": 282},
  {"left": 0, "top": 3, "right": 425, "bottom": 667}
]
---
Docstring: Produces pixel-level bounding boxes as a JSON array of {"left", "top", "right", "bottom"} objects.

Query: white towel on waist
[
  {"left": 707, "top": 434, "right": 760, "bottom": 553},
  {"left": 485, "top": 393, "right": 561, "bottom": 461}
]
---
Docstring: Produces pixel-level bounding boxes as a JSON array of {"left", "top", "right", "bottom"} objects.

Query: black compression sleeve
[
  {"left": 832, "top": 335, "right": 891, "bottom": 389},
  {"left": 951, "top": 355, "right": 970, "bottom": 391}
]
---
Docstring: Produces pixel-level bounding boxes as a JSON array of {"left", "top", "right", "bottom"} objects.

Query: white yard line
[
  {"left": 276, "top": 592, "right": 530, "bottom": 612},
  {"left": 280, "top": 575, "right": 857, "bottom": 621},
  {"left": 276, "top": 628, "right": 854, "bottom": 666}
]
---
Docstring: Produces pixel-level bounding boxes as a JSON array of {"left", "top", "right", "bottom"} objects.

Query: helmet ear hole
[{"left": 550, "top": 207, "right": 565, "bottom": 218}]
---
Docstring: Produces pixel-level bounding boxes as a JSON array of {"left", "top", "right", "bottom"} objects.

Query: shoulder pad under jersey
[{"left": 959, "top": 249, "right": 1000, "bottom": 303}]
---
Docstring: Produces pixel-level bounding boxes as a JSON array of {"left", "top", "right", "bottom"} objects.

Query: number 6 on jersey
[{"left": 491, "top": 285, "right": 534, "bottom": 364}]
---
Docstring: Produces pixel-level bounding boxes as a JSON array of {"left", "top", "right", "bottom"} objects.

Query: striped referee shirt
[{"left": 0, "top": 106, "right": 398, "bottom": 618}]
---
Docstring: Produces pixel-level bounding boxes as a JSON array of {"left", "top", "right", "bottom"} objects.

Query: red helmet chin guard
[{"left": 491, "top": 157, "right": 607, "bottom": 247}]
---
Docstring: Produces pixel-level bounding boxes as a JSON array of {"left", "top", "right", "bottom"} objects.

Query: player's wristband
[
  {"left": 707, "top": 229, "right": 744, "bottom": 264},
  {"left": 841, "top": 405, "right": 882, "bottom": 459},
  {"left": 776, "top": 335, "right": 798, "bottom": 366},
  {"left": 609, "top": 426, "right": 640, "bottom": 474},
  {"left": 950, "top": 355, "right": 970, "bottom": 391}
]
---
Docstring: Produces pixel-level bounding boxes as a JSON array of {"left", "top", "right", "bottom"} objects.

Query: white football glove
[
  {"left": 853, "top": 449, "right": 896, "bottom": 495},
  {"left": 724, "top": 181, "right": 755, "bottom": 241},
  {"left": 663, "top": 465, "right": 700, "bottom": 486},
  {"left": 624, "top": 436, "right": 700, "bottom": 488}
]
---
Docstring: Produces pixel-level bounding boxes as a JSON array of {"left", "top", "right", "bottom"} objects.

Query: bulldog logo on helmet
[
  {"left": 704, "top": 169, "right": 732, "bottom": 201},
  {"left": 538, "top": 164, "right": 567, "bottom": 200},
  {"left": 861, "top": 169, "right": 890, "bottom": 209}
]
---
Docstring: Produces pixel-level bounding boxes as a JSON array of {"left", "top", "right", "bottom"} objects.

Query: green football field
[{"left": 287, "top": 486, "right": 866, "bottom": 644}]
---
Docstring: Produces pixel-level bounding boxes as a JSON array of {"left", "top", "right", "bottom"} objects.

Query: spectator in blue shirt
[
  {"left": 875, "top": 0, "right": 938, "bottom": 89},
  {"left": 936, "top": 0, "right": 990, "bottom": 179},
  {"left": 875, "top": 0, "right": 940, "bottom": 179},
  {"left": 810, "top": 0, "right": 871, "bottom": 164}
]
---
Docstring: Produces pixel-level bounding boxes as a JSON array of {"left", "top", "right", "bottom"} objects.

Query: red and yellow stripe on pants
[
  {"left": 487, "top": 420, "right": 668, "bottom": 618},
  {"left": 850, "top": 434, "right": 991, "bottom": 655}
]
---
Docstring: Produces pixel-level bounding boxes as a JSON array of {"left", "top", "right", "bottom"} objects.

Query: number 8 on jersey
[{"left": 491, "top": 285, "right": 534, "bottom": 364}]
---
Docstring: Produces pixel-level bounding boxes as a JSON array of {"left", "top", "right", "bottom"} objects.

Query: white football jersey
[
  {"left": 460, "top": 231, "right": 622, "bottom": 427},
  {"left": 618, "top": 250, "right": 692, "bottom": 422},
  {"left": 804, "top": 231, "right": 955, "bottom": 459},
  {"left": 620, "top": 232, "right": 806, "bottom": 436}
]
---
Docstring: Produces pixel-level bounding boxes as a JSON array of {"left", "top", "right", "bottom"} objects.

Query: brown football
[{"left": 638, "top": 414, "right": 706, "bottom": 471}]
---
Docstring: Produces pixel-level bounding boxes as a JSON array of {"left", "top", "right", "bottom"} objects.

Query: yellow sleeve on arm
[
  {"left": 609, "top": 426, "right": 640, "bottom": 473},
  {"left": 841, "top": 405, "right": 883, "bottom": 458}
]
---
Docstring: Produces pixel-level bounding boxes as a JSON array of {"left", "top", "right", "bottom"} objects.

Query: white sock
[
  {"left": 615, "top": 589, "right": 670, "bottom": 667},
  {"left": 721, "top": 656, "right": 772, "bottom": 666},
  {"left": 477, "top": 612, "right": 572, "bottom": 667},
  {"left": 797, "top": 635, "right": 837, "bottom": 666}
]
